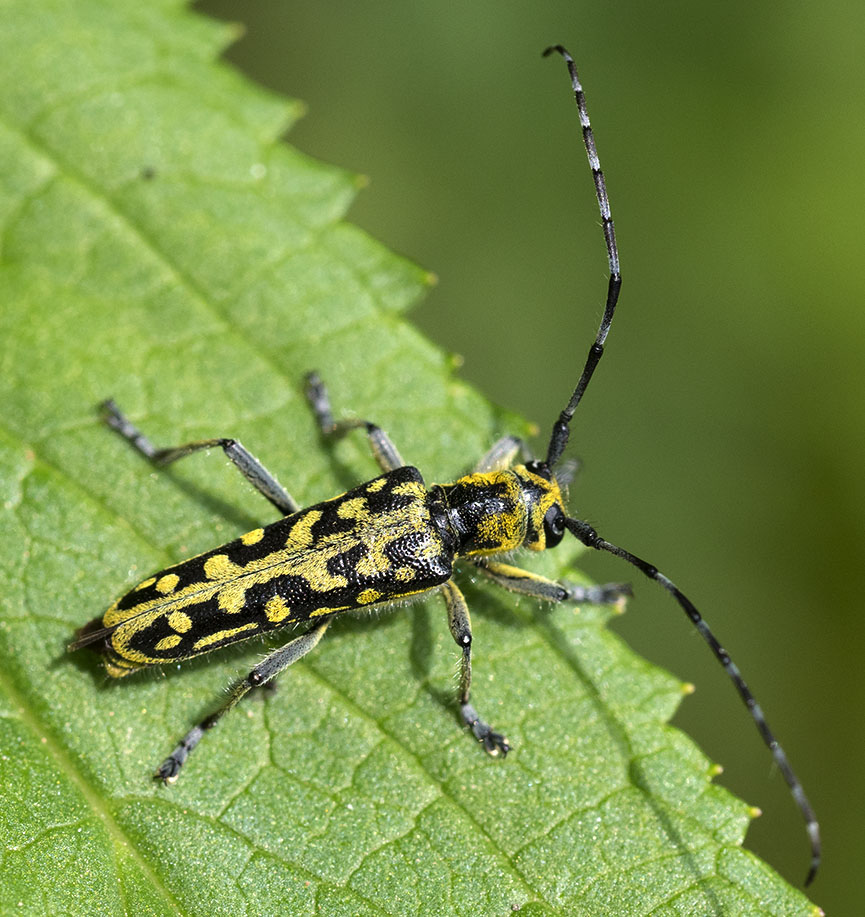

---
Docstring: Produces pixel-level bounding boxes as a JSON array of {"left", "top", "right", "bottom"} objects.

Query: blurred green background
[{"left": 198, "top": 2, "right": 863, "bottom": 911}]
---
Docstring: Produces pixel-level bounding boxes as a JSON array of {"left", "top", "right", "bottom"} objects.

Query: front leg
[
  {"left": 440, "top": 579, "right": 510, "bottom": 756},
  {"left": 472, "top": 559, "right": 631, "bottom": 609}
]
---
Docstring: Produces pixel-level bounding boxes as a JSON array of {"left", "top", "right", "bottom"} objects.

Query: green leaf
[{"left": 0, "top": 2, "right": 821, "bottom": 915}]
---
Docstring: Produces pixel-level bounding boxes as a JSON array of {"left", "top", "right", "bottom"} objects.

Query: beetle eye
[{"left": 542, "top": 505, "right": 566, "bottom": 548}]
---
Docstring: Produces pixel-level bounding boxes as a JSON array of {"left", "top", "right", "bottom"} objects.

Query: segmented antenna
[
  {"left": 564, "top": 516, "right": 821, "bottom": 885},
  {"left": 543, "top": 45, "right": 622, "bottom": 469},
  {"left": 546, "top": 45, "right": 821, "bottom": 885}
]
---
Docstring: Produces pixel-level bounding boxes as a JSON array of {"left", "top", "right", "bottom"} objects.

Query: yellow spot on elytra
[
  {"left": 265, "top": 595, "right": 291, "bottom": 623},
  {"left": 394, "top": 567, "right": 416, "bottom": 582},
  {"left": 354, "top": 545, "right": 393, "bottom": 578},
  {"left": 168, "top": 611, "right": 192, "bottom": 633},
  {"left": 337, "top": 497, "right": 369, "bottom": 520},
  {"left": 241, "top": 528, "right": 264, "bottom": 546},
  {"left": 288, "top": 510, "right": 322, "bottom": 548},
  {"left": 155, "top": 634, "right": 182, "bottom": 651},
  {"left": 204, "top": 554, "right": 240, "bottom": 581},
  {"left": 193, "top": 622, "right": 257, "bottom": 651},
  {"left": 366, "top": 478, "right": 387, "bottom": 493},
  {"left": 156, "top": 574, "right": 180, "bottom": 594},
  {"left": 135, "top": 577, "right": 156, "bottom": 591},
  {"left": 217, "top": 583, "right": 247, "bottom": 614},
  {"left": 357, "top": 589, "right": 382, "bottom": 605},
  {"left": 393, "top": 481, "right": 423, "bottom": 496}
]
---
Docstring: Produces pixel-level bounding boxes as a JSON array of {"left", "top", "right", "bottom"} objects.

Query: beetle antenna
[
  {"left": 564, "top": 516, "right": 821, "bottom": 886},
  {"left": 542, "top": 45, "right": 621, "bottom": 468}
]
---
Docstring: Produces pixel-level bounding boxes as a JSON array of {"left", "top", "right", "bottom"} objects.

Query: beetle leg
[
  {"left": 472, "top": 559, "right": 631, "bottom": 608},
  {"left": 100, "top": 399, "right": 299, "bottom": 516},
  {"left": 304, "top": 371, "right": 405, "bottom": 472},
  {"left": 473, "top": 435, "right": 527, "bottom": 473},
  {"left": 440, "top": 579, "right": 510, "bottom": 756},
  {"left": 156, "top": 619, "right": 331, "bottom": 783}
]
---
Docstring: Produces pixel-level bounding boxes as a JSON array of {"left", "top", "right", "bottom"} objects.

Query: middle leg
[
  {"left": 440, "top": 579, "right": 510, "bottom": 756},
  {"left": 304, "top": 371, "right": 405, "bottom": 472}
]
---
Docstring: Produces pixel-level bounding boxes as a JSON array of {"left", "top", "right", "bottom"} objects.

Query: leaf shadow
[{"left": 150, "top": 468, "right": 268, "bottom": 534}]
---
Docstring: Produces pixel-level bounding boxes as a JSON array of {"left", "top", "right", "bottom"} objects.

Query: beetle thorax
[{"left": 437, "top": 466, "right": 565, "bottom": 558}]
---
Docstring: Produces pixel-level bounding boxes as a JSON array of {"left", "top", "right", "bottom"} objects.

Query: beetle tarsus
[{"left": 461, "top": 703, "right": 511, "bottom": 757}]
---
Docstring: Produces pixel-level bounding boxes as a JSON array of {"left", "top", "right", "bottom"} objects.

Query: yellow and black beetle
[{"left": 70, "top": 45, "right": 820, "bottom": 885}]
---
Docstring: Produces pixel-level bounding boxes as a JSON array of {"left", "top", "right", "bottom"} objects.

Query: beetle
[{"left": 69, "top": 45, "right": 820, "bottom": 884}]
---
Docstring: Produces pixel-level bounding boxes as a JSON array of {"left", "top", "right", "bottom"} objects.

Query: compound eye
[{"left": 543, "top": 505, "right": 566, "bottom": 548}]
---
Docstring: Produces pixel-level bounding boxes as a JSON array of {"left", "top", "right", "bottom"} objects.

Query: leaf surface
[{"left": 0, "top": 2, "right": 821, "bottom": 914}]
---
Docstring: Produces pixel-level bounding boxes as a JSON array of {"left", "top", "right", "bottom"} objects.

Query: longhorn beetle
[{"left": 70, "top": 45, "right": 820, "bottom": 885}]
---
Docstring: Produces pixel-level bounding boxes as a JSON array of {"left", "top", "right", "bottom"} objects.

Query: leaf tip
[
  {"left": 285, "top": 98, "right": 309, "bottom": 128},
  {"left": 211, "top": 18, "right": 247, "bottom": 55},
  {"left": 225, "top": 21, "right": 246, "bottom": 43},
  {"left": 447, "top": 352, "right": 464, "bottom": 371}
]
